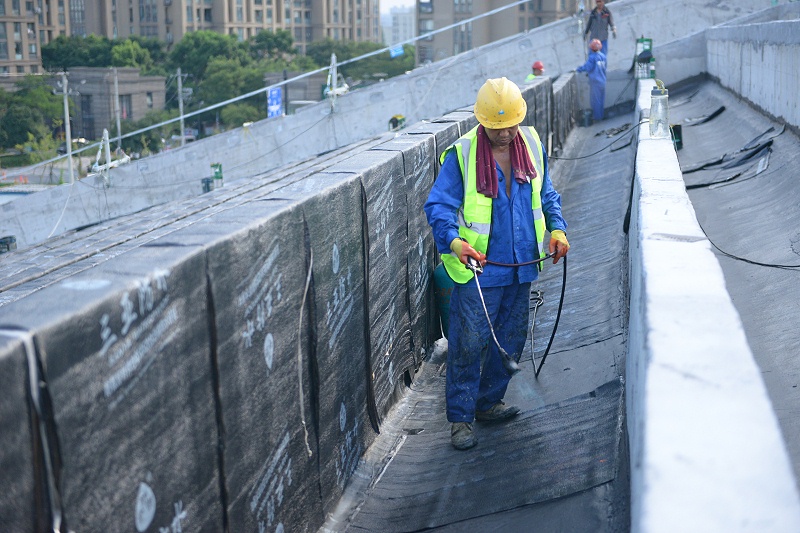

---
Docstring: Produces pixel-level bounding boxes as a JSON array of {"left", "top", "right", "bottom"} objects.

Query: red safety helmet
[{"left": 532, "top": 61, "right": 545, "bottom": 71}]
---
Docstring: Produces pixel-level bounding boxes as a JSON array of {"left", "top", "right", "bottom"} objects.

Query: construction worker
[
  {"left": 525, "top": 61, "right": 545, "bottom": 82},
  {"left": 584, "top": 0, "right": 616, "bottom": 56},
  {"left": 576, "top": 39, "right": 608, "bottom": 121},
  {"left": 423, "top": 78, "right": 569, "bottom": 450}
]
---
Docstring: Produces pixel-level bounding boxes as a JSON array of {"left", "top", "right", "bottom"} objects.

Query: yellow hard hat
[{"left": 474, "top": 77, "right": 527, "bottom": 129}]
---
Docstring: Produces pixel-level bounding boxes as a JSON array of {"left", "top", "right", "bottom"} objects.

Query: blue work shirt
[
  {"left": 577, "top": 50, "right": 607, "bottom": 85},
  {"left": 424, "top": 142, "right": 567, "bottom": 288}
]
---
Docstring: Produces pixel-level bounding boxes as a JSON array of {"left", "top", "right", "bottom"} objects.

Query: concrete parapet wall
[
  {"left": 706, "top": 18, "right": 800, "bottom": 129},
  {"left": 626, "top": 79, "right": 800, "bottom": 533}
]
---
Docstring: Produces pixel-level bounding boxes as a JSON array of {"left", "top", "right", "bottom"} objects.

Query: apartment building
[
  {"left": 81, "top": 0, "right": 380, "bottom": 53},
  {"left": 417, "top": 0, "right": 579, "bottom": 64},
  {"left": 0, "top": 0, "right": 379, "bottom": 78},
  {"left": 0, "top": 0, "right": 70, "bottom": 78}
]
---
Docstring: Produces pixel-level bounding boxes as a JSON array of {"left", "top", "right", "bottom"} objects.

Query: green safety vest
[{"left": 439, "top": 125, "right": 547, "bottom": 283}]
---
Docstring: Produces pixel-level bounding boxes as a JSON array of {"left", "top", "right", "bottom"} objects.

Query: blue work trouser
[
  {"left": 446, "top": 281, "right": 531, "bottom": 422},
  {"left": 590, "top": 80, "right": 606, "bottom": 121}
]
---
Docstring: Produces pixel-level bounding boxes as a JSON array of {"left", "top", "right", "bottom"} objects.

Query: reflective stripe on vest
[{"left": 439, "top": 125, "right": 547, "bottom": 283}]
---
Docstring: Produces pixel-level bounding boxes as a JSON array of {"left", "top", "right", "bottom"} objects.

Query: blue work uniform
[
  {"left": 423, "top": 143, "right": 566, "bottom": 422},
  {"left": 577, "top": 50, "right": 607, "bottom": 121}
]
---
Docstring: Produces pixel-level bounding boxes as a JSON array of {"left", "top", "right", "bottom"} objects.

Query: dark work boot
[
  {"left": 451, "top": 422, "right": 477, "bottom": 450},
  {"left": 475, "top": 402, "right": 520, "bottom": 422}
]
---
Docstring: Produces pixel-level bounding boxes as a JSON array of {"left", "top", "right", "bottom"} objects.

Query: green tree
[
  {"left": 111, "top": 40, "right": 154, "bottom": 72},
  {"left": 41, "top": 35, "right": 114, "bottom": 71},
  {"left": 221, "top": 103, "right": 264, "bottom": 127},
  {"left": 127, "top": 36, "right": 167, "bottom": 66},
  {"left": 0, "top": 76, "right": 63, "bottom": 150},
  {"left": 250, "top": 30, "right": 295, "bottom": 60},
  {"left": 168, "top": 31, "right": 249, "bottom": 82},
  {"left": 11, "top": 75, "right": 62, "bottom": 122},
  {"left": 0, "top": 105, "right": 48, "bottom": 148},
  {"left": 305, "top": 39, "right": 415, "bottom": 85},
  {"left": 121, "top": 109, "right": 180, "bottom": 155},
  {"left": 198, "top": 57, "right": 248, "bottom": 105}
]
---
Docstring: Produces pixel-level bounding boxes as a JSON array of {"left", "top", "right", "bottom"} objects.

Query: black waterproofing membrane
[
  {"left": 200, "top": 201, "right": 325, "bottom": 533},
  {"left": 0, "top": 333, "right": 38, "bottom": 531},
  {"left": 374, "top": 135, "right": 439, "bottom": 371},
  {"left": 327, "top": 151, "right": 414, "bottom": 423},
  {"left": 0, "top": 246, "right": 224, "bottom": 531},
  {"left": 348, "top": 379, "right": 623, "bottom": 532},
  {"left": 270, "top": 172, "right": 377, "bottom": 515},
  {"left": 674, "top": 81, "right": 800, "bottom": 478}
]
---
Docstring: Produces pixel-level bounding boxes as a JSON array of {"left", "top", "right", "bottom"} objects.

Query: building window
[
  {"left": 0, "top": 32, "right": 7, "bottom": 61},
  {"left": 16, "top": 65, "right": 24, "bottom": 73},
  {"left": 13, "top": 22, "right": 20, "bottom": 41},
  {"left": 146, "top": 92, "right": 153, "bottom": 108},
  {"left": 419, "top": 18, "right": 433, "bottom": 40},
  {"left": 293, "top": 27, "right": 301, "bottom": 41},
  {"left": 31, "top": 65, "right": 38, "bottom": 73},
  {"left": 418, "top": 45, "right": 432, "bottom": 63},
  {"left": 204, "top": 8, "right": 212, "bottom": 21},
  {"left": 538, "top": 0, "right": 543, "bottom": 10},
  {"left": 266, "top": 8, "right": 272, "bottom": 22},
  {"left": 0, "top": 1, "right": 4, "bottom": 15},
  {"left": 80, "top": 94, "right": 94, "bottom": 139},
  {"left": 255, "top": 9, "right": 262, "bottom": 22},
  {"left": 14, "top": 41, "right": 22, "bottom": 60},
  {"left": 419, "top": 1, "right": 432, "bottom": 14},
  {"left": 29, "top": 43, "right": 36, "bottom": 56},
  {"left": 12, "top": 0, "right": 20, "bottom": 16},
  {"left": 186, "top": 6, "right": 191, "bottom": 20},
  {"left": 236, "top": 6, "right": 243, "bottom": 21},
  {"left": 119, "top": 94, "right": 132, "bottom": 120}
]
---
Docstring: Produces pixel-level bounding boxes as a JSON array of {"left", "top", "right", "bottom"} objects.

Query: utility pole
[
  {"left": 177, "top": 67, "right": 186, "bottom": 147},
  {"left": 113, "top": 67, "right": 122, "bottom": 151},
  {"left": 61, "top": 72, "right": 74, "bottom": 185}
]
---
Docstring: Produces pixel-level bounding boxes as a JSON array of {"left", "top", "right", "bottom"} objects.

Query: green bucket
[{"left": 433, "top": 263, "right": 454, "bottom": 338}]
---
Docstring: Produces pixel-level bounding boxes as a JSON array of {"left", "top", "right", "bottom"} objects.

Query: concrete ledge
[{"left": 627, "top": 80, "right": 800, "bottom": 532}]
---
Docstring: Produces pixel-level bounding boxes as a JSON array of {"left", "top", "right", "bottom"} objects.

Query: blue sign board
[
  {"left": 267, "top": 87, "right": 283, "bottom": 118},
  {"left": 389, "top": 45, "right": 405, "bottom": 58}
]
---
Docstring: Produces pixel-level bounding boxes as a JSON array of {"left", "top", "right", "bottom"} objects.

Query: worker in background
[
  {"left": 525, "top": 61, "right": 545, "bottom": 82},
  {"left": 577, "top": 39, "right": 608, "bottom": 121},
  {"left": 584, "top": 0, "right": 616, "bottom": 57},
  {"left": 423, "top": 78, "right": 569, "bottom": 451}
]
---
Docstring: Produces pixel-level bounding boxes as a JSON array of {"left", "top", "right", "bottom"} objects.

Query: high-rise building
[
  {"left": 0, "top": 0, "right": 70, "bottom": 79},
  {"left": 382, "top": 5, "right": 414, "bottom": 46},
  {"left": 416, "top": 0, "right": 578, "bottom": 64}
]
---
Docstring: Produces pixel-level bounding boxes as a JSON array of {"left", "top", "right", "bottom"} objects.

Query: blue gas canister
[{"left": 433, "top": 262, "right": 454, "bottom": 338}]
